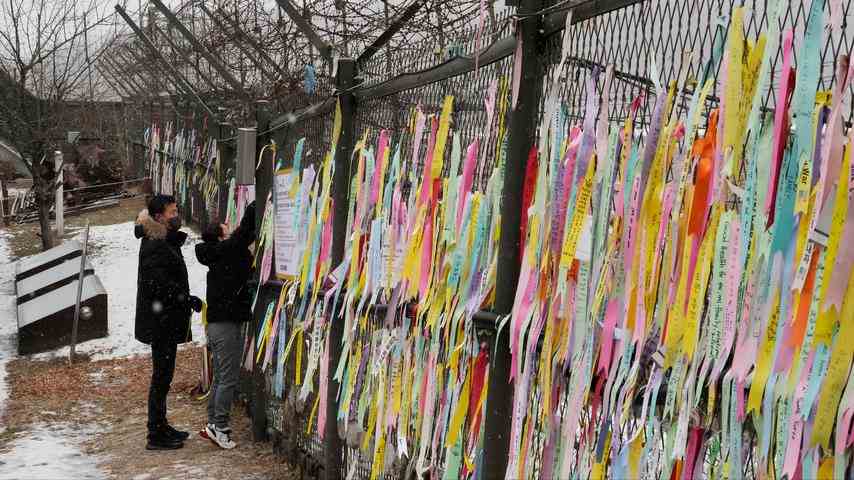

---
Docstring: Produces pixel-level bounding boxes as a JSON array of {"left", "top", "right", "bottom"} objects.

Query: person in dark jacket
[
  {"left": 195, "top": 200, "right": 256, "bottom": 449},
  {"left": 135, "top": 194, "right": 203, "bottom": 450}
]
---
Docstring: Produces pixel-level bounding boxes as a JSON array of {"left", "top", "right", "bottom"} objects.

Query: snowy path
[
  {"left": 0, "top": 221, "right": 209, "bottom": 478},
  {"left": 0, "top": 423, "right": 106, "bottom": 479},
  {"left": 0, "top": 230, "right": 15, "bottom": 433}
]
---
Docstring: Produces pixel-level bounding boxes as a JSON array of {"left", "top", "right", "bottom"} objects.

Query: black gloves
[
  {"left": 240, "top": 201, "right": 256, "bottom": 232},
  {"left": 188, "top": 295, "right": 204, "bottom": 313}
]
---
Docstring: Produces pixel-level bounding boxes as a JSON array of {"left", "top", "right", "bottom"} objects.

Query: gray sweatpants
[{"left": 207, "top": 321, "right": 242, "bottom": 429}]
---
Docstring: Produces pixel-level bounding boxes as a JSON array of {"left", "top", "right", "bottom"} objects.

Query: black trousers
[{"left": 147, "top": 336, "right": 178, "bottom": 433}]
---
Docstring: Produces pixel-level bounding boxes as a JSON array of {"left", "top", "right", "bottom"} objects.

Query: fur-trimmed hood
[
  {"left": 135, "top": 209, "right": 188, "bottom": 246},
  {"left": 134, "top": 209, "right": 168, "bottom": 240}
]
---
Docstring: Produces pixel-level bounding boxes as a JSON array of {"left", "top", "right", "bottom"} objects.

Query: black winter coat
[
  {"left": 195, "top": 201, "right": 256, "bottom": 324},
  {"left": 134, "top": 210, "right": 193, "bottom": 344}
]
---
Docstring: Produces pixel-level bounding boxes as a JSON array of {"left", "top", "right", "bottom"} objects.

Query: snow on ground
[
  {"left": 0, "top": 230, "right": 15, "bottom": 432},
  {"left": 0, "top": 220, "right": 209, "bottom": 477},
  {"left": 0, "top": 422, "right": 107, "bottom": 479},
  {"left": 33, "top": 221, "right": 208, "bottom": 361}
]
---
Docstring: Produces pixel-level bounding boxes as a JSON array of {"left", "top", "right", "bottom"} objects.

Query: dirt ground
[
  {"left": 3, "top": 195, "right": 150, "bottom": 259},
  {"left": 0, "top": 346, "right": 297, "bottom": 479},
  {"left": 1, "top": 195, "right": 298, "bottom": 479}
]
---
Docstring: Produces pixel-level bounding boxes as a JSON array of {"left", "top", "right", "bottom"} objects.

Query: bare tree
[{"left": 0, "top": 0, "right": 111, "bottom": 250}]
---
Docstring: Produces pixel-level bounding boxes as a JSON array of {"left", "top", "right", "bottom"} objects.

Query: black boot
[
  {"left": 164, "top": 424, "right": 190, "bottom": 441},
  {"left": 146, "top": 428, "right": 184, "bottom": 450}
]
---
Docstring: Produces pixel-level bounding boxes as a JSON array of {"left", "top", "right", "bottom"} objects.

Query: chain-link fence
[
  {"left": 134, "top": 0, "right": 854, "bottom": 478},
  {"left": 139, "top": 120, "right": 233, "bottom": 232},
  {"left": 547, "top": 0, "right": 854, "bottom": 126}
]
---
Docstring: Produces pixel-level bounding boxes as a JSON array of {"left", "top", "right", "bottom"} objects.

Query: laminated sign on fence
[{"left": 274, "top": 168, "right": 300, "bottom": 279}]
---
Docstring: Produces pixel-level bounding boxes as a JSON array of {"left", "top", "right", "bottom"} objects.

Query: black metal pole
[
  {"left": 150, "top": 23, "right": 220, "bottom": 94},
  {"left": 196, "top": 3, "right": 277, "bottom": 84},
  {"left": 217, "top": 120, "right": 234, "bottom": 219},
  {"left": 146, "top": 0, "right": 247, "bottom": 95},
  {"left": 205, "top": 4, "right": 290, "bottom": 81},
  {"left": 324, "top": 57, "right": 356, "bottom": 480},
  {"left": 272, "top": 0, "right": 333, "bottom": 63},
  {"left": 481, "top": 0, "right": 542, "bottom": 478},
  {"left": 355, "top": 0, "right": 425, "bottom": 66},
  {"left": 251, "top": 100, "right": 272, "bottom": 442},
  {"left": 114, "top": 5, "right": 216, "bottom": 118}
]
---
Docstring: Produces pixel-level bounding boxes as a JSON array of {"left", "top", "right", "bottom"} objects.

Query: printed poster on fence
[
  {"left": 274, "top": 169, "right": 300, "bottom": 279},
  {"left": 236, "top": 184, "right": 255, "bottom": 222}
]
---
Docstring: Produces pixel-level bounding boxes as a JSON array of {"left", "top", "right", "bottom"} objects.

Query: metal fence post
[
  {"left": 0, "top": 179, "right": 6, "bottom": 225},
  {"left": 325, "top": 57, "right": 356, "bottom": 480},
  {"left": 54, "top": 150, "right": 64, "bottom": 237},
  {"left": 218, "top": 121, "right": 235, "bottom": 219},
  {"left": 252, "top": 101, "right": 272, "bottom": 443},
  {"left": 481, "top": 0, "right": 542, "bottom": 478},
  {"left": 69, "top": 221, "right": 90, "bottom": 364}
]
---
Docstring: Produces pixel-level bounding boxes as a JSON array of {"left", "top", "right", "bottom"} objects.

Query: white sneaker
[{"left": 204, "top": 423, "right": 236, "bottom": 449}]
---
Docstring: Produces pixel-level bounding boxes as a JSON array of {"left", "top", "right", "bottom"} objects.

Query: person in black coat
[
  {"left": 194, "top": 200, "right": 255, "bottom": 449},
  {"left": 195, "top": 200, "right": 256, "bottom": 324},
  {"left": 134, "top": 194, "right": 203, "bottom": 450}
]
